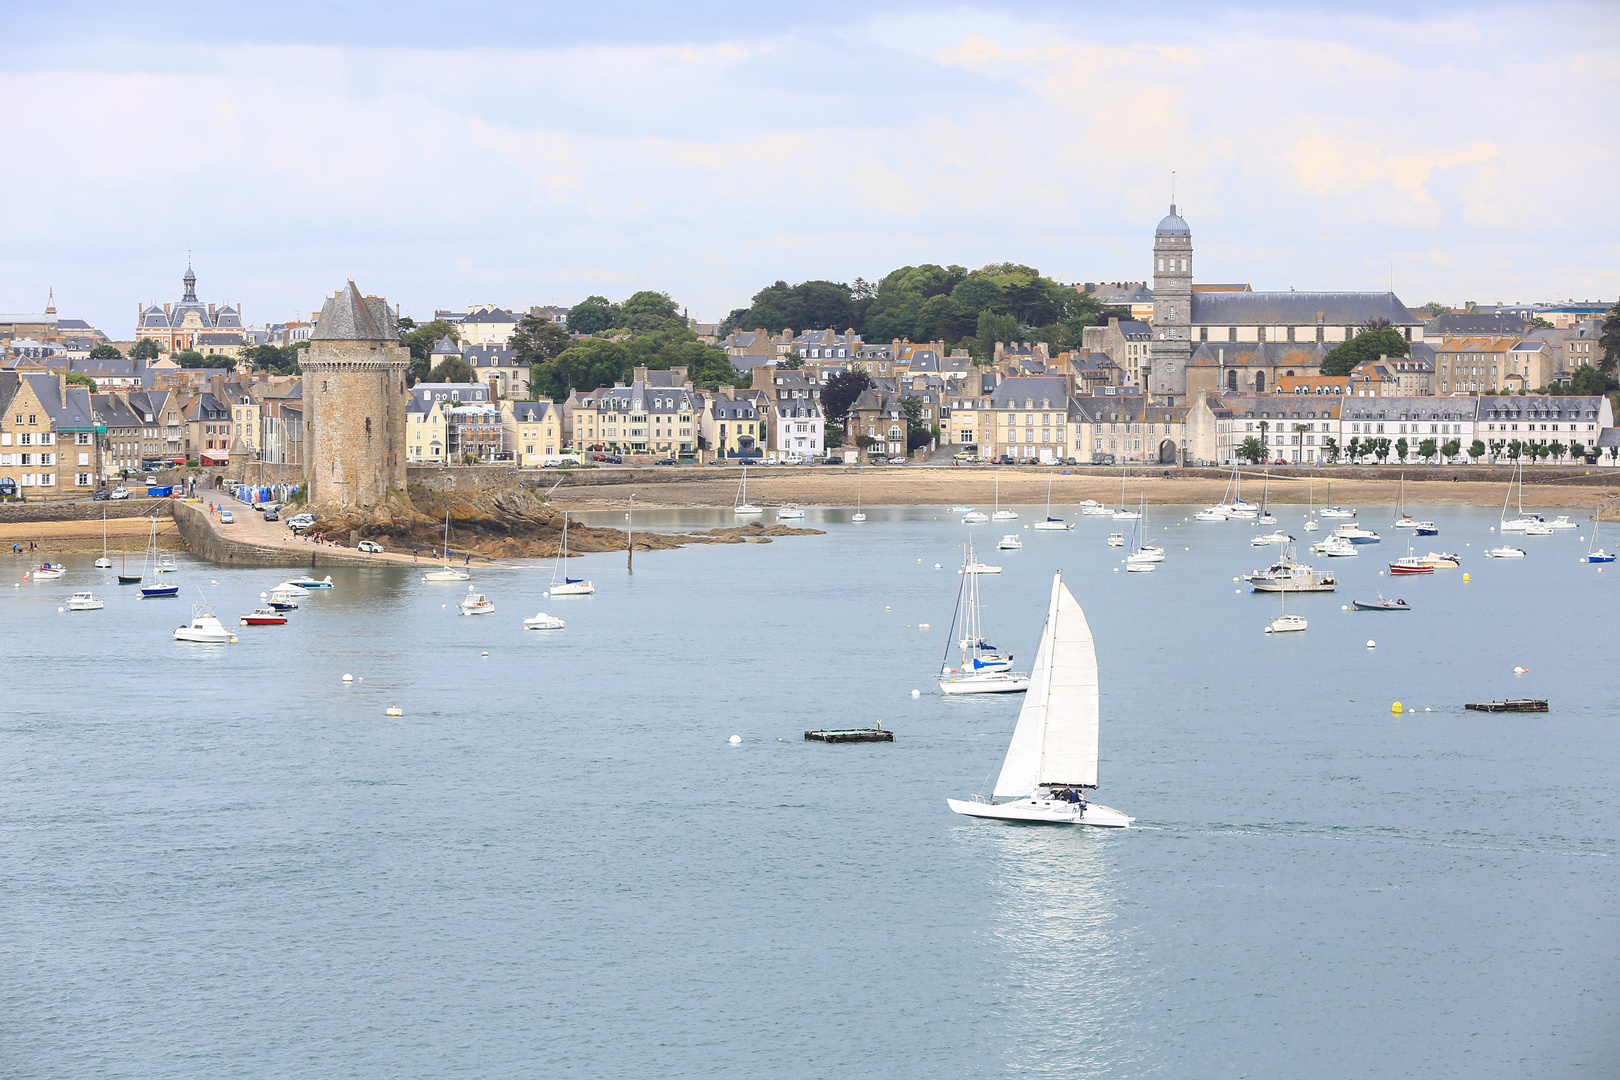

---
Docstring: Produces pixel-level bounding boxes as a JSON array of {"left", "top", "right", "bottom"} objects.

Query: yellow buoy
[
  {"left": 1392, "top": 701, "right": 1403, "bottom": 714},
  {"left": 1462, "top": 572, "right": 1471, "bottom": 582}
]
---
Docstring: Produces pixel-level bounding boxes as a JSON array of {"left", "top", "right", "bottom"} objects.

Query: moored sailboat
[
  {"left": 947, "top": 572, "right": 1131, "bottom": 825},
  {"left": 547, "top": 513, "right": 596, "bottom": 595},
  {"left": 1032, "top": 475, "right": 1073, "bottom": 530},
  {"left": 423, "top": 512, "right": 472, "bottom": 581}
]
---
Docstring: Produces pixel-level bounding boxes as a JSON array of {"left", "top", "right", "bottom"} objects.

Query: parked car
[
  {"left": 821, "top": 457, "right": 842, "bottom": 465},
  {"left": 357, "top": 540, "right": 384, "bottom": 553},
  {"left": 601, "top": 454, "right": 623, "bottom": 464},
  {"left": 93, "top": 489, "right": 111, "bottom": 501},
  {"left": 709, "top": 459, "right": 726, "bottom": 465},
  {"left": 655, "top": 458, "right": 677, "bottom": 466},
  {"left": 887, "top": 456, "right": 908, "bottom": 464},
  {"left": 286, "top": 513, "right": 315, "bottom": 532},
  {"left": 145, "top": 476, "right": 157, "bottom": 485},
  {"left": 110, "top": 487, "right": 130, "bottom": 500},
  {"left": 263, "top": 508, "right": 279, "bottom": 522},
  {"left": 219, "top": 510, "right": 234, "bottom": 524}
]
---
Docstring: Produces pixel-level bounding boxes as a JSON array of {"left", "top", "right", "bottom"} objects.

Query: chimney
[
  {"left": 488, "top": 376, "right": 499, "bottom": 403},
  {"left": 164, "top": 303, "right": 171, "bottom": 317}
]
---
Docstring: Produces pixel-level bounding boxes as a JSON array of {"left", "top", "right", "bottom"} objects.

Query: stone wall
[
  {"left": 406, "top": 464, "right": 527, "bottom": 495},
  {"left": 171, "top": 500, "right": 381, "bottom": 568},
  {"left": 0, "top": 499, "right": 176, "bottom": 524}
]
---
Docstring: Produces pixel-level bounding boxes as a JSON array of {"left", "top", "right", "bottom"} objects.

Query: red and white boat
[
  {"left": 1388, "top": 557, "right": 1434, "bottom": 575},
  {"left": 239, "top": 607, "right": 289, "bottom": 626}
]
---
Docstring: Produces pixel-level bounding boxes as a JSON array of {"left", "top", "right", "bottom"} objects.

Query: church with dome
[
  {"left": 135, "top": 261, "right": 245, "bottom": 355},
  {"left": 1143, "top": 205, "right": 1424, "bottom": 405}
]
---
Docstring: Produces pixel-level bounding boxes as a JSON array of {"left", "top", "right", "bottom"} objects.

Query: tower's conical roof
[
  {"left": 1155, "top": 203, "right": 1190, "bottom": 237},
  {"left": 312, "top": 281, "right": 392, "bottom": 341}
]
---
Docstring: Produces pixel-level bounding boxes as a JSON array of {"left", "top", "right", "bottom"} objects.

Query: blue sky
[{"left": 2, "top": 1, "right": 1615, "bottom": 335}]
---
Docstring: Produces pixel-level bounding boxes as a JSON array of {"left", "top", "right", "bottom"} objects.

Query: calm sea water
[{"left": 3, "top": 498, "right": 1615, "bottom": 1078}]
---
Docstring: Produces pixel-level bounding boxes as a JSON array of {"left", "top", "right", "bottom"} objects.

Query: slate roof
[
  {"left": 92, "top": 394, "right": 141, "bottom": 430},
  {"left": 466, "top": 344, "right": 516, "bottom": 367},
  {"left": 1191, "top": 292, "right": 1419, "bottom": 326},
  {"left": 1341, "top": 397, "right": 1479, "bottom": 423},
  {"left": 988, "top": 377, "right": 1068, "bottom": 410},
  {"left": 1426, "top": 312, "right": 1533, "bottom": 336},
  {"left": 411, "top": 382, "right": 489, "bottom": 404},
  {"left": 1477, "top": 396, "right": 1605, "bottom": 423},
  {"left": 1204, "top": 394, "right": 1341, "bottom": 422},
  {"left": 509, "top": 401, "right": 554, "bottom": 423},
  {"left": 431, "top": 335, "right": 460, "bottom": 356},
  {"left": 1087, "top": 283, "right": 1154, "bottom": 305},
  {"left": 1188, "top": 342, "right": 1328, "bottom": 368},
  {"left": 1156, "top": 204, "right": 1190, "bottom": 237},
  {"left": 312, "top": 282, "right": 396, "bottom": 342},
  {"left": 462, "top": 308, "right": 517, "bottom": 324}
]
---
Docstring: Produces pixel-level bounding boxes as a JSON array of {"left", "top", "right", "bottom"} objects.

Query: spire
[
  {"left": 45, "top": 288, "right": 55, "bottom": 315},
  {"left": 182, "top": 252, "right": 197, "bottom": 303}
]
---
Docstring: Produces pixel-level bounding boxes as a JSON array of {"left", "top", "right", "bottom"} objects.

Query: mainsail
[{"left": 992, "top": 573, "right": 1100, "bottom": 797}]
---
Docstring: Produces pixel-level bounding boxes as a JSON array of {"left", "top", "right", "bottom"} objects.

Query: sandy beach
[
  {"left": 547, "top": 466, "right": 1620, "bottom": 513},
  {"left": 0, "top": 515, "right": 185, "bottom": 554}
]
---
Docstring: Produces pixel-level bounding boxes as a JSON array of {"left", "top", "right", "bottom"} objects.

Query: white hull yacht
[
  {"left": 939, "top": 543, "right": 1028, "bottom": 695},
  {"left": 547, "top": 513, "right": 596, "bottom": 596}
]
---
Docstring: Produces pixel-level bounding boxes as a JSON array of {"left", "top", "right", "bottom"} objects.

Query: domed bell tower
[{"left": 1147, "top": 204, "right": 1193, "bottom": 404}]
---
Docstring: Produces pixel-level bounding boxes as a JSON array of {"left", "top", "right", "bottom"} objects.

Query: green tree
[
  {"left": 399, "top": 318, "right": 459, "bottom": 383},
  {"left": 532, "top": 339, "right": 630, "bottom": 401},
  {"left": 1395, "top": 437, "right": 1409, "bottom": 462},
  {"left": 721, "top": 280, "right": 856, "bottom": 335},
  {"left": 567, "top": 296, "right": 620, "bottom": 336},
  {"left": 1569, "top": 365, "right": 1610, "bottom": 396},
  {"left": 425, "top": 356, "right": 475, "bottom": 384},
  {"left": 1600, "top": 301, "right": 1620, "bottom": 376},
  {"left": 1609, "top": 445, "right": 1619, "bottom": 466},
  {"left": 1347, "top": 436, "right": 1362, "bottom": 463},
  {"left": 1529, "top": 316, "right": 1555, "bottom": 330},
  {"left": 778, "top": 352, "right": 804, "bottom": 370},
  {"left": 1322, "top": 436, "right": 1340, "bottom": 463},
  {"left": 1320, "top": 327, "right": 1411, "bottom": 377},
  {"left": 172, "top": 349, "right": 209, "bottom": 368},
  {"left": 1470, "top": 439, "right": 1486, "bottom": 460},
  {"left": 1237, "top": 436, "right": 1268, "bottom": 464},
  {"left": 129, "top": 338, "right": 160, "bottom": 361},
  {"left": 509, "top": 316, "right": 571, "bottom": 393},
  {"left": 975, "top": 309, "right": 1019, "bottom": 362},
  {"left": 821, "top": 370, "right": 872, "bottom": 428},
  {"left": 1441, "top": 438, "right": 1460, "bottom": 461},
  {"left": 1507, "top": 439, "right": 1522, "bottom": 460},
  {"left": 66, "top": 371, "right": 96, "bottom": 390},
  {"left": 1372, "top": 437, "right": 1392, "bottom": 463},
  {"left": 1420, "top": 301, "right": 1448, "bottom": 317},
  {"left": 1566, "top": 439, "right": 1584, "bottom": 462},
  {"left": 1418, "top": 437, "right": 1438, "bottom": 462},
  {"left": 88, "top": 343, "right": 122, "bottom": 361},
  {"left": 620, "top": 290, "right": 683, "bottom": 334}
]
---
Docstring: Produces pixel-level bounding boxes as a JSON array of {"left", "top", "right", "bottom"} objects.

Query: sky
[{"left": 1, "top": 1, "right": 1616, "bottom": 336}]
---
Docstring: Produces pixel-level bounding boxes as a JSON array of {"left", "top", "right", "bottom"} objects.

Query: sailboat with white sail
[
  {"left": 423, "top": 511, "right": 472, "bottom": 581},
  {"left": 938, "top": 544, "right": 1029, "bottom": 695},
  {"left": 1032, "top": 475, "right": 1073, "bottom": 530},
  {"left": 947, "top": 572, "right": 1132, "bottom": 826},
  {"left": 734, "top": 465, "right": 762, "bottom": 515},
  {"left": 547, "top": 512, "right": 595, "bottom": 596}
]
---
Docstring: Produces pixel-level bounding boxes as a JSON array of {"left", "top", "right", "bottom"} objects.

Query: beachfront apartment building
[
  {"left": 1069, "top": 393, "right": 1189, "bottom": 465},
  {"left": 503, "top": 400, "right": 561, "bottom": 465},
  {"left": 969, "top": 376, "right": 1072, "bottom": 463},
  {"left": 591, "top": 380, "right": 699, "bottom": 459},
  {"left": 0, "top": 371, "right": 104, "bottom": 494},
  {"left": 406, "top": 393, "right": 447, "bottom": 463},
  {"left": 700, "top": 393, "right": 761, "bottom": 458},
  {"left": 1474, "top": 396, "right": 1612, "bottom": 459},
  {"left": 1186, "top": 392, "right": 1345, "bottom": 465},
  {"left": 1338, "top": 397, "right": 1481, "bottom": 461}
]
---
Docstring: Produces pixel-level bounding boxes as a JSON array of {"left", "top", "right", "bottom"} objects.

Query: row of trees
[
  {"left": 717, "top": 264, "right": 1125, "bottom": 359},
  {"left": 1235, "top": 430, "right": 1614, "bottom": 466}
]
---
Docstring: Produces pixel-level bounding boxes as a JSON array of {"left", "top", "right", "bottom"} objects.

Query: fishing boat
[
  {"left": 776, "top": 504, "right": 805, "bottom": 520},
  {"left": 1333, "top": 523, "right": 1381, "bottom": 544},
  {"left": 947, "top": 572, "right": 1131, "bottom": 826},
  {"left": 997, "top": 534, "right": 1023, "bottom": 550},
  {"left": 423, "top": 512, "right": 472, "bottom": 581},
  {"left": 1112, "top": 468, "right": 1140, "bottom": 520},
  {"left": 458, "top": 586, "right": 495, "bottom": 615},
  {"left": 1581, "top": 513, "right": 1614, "bottom": 563},
  {"left": 1106, "top": 532, "right": 1124, "bottom": 547},
  {"left": 32, "top": 562, "right": 65, "bottom": 579},
  {"left": 1264, "top": 589, "right": 1307, "bottom": 634},
  {"left": 1388, "top": 557, "right": 1435, "bottom": 575},
  {"left": 285, "top": 574, "right": 333, "bottom": 590},
  {"left": 67, "top": 590, "right": 104, "bottom": 611},
  {"left": 1302, "top": 479, "right": 1319, "bottom": 533},
  {"left": 261, "top": 589, "right": 301, "bottom": 610},
  {"left": 734, "top": 466, "right": 762, "bottom": 515},
  {"left": 174, "top": 594, "right": 233, "bottom": 642},
  {"left": 1246, "top": 547, "right": 1335, "bottom": 592},
  {"left": 523, "top": 611, "right": 566, "bottom": 631},
  {"left": 95, "top": 511, "right": 113, "bottom": 568},
  {"left": 546, "top": 513, "right": 596, "bottom": 596},
  {"left": 991, "top": 469, "right": 1018, "bottom": 521},
  {"left": 239, "top": 607, "right": 288, "bottom": 626},
  {"left": 1353, "top": 595, "right": 1410, "bottom": 611},
  {"left": 938, "top": 544, "right": 1028, "bottom": 695},
  {"left": 1250, "top": 530, "right": 1294, "bottom": 546},
  {"left": 1311, "top": 535, "right": 1358, "bottom": 557},
  {"left": 1032, "top": 475, "right": 1073, "bottom": 530},
  {"left": 852, "top": 476, "right": 866, "bottom": 522},
  {"left": 1391, "top": 474, "right": 1438, "bottom": 534},
  {"left": 1484, "top": 545, "right": 1526, "bottom": 558},
  {"left": 138, "top": 515, "right": 179, "bottom": 597}
]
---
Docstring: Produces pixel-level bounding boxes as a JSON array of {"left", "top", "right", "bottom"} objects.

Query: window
[
  {"left": 1229, "top": 327, "right": 1237, "bottom": 342},
  {"left": 1200, "top": 327, "right": 1208, "bottom": 342}
]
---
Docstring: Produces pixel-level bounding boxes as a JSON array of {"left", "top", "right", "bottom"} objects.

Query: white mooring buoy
[
  {"left": 728, "top": 735, "right": 742, "bottom": 745},
  {"left": 342, "top": 673, "right": 354, "bottom": 682}
]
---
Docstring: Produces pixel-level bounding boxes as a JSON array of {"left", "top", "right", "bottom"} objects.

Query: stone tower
[
  {"left": 304, "top": 282, "right": 409, "bottom": 507},
  {"left": 1147, "top": 204, "right": 1193, "bottom": 404}
]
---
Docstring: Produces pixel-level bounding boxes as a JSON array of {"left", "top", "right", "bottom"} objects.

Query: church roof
[
  {"left": 1187, "top": 342, "right": 1327, "bottom": 368},
  {"left": 312, "top": 282, "right": 396, "bottom": 342},
  {"left": 1190, "top": 292, "right": 1418, "bottom": 326},
  {"left": 1155, "top": 204, "right": 1190, "bottom": 237}
]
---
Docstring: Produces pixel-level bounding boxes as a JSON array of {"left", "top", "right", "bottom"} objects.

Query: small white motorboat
[
  {"left": 423, "top": 566, "right": 472, "bottom": 582},
  {"left": 1319, "top": 506, "right": 1356, "bottom": 518},
  {"left": 961, "top": 511, "right": 990, "bottom": 524},
  {"left": 1414, "top": 552, "right": 1462, "bottom": 568},
  {"left": 997, "top": 534, "right": 1023, "bottom": 550},
  {"left": 32, "top": 562, "right": 66, "bottom": 579},
  {"left": 458, "top": 587, "right": 495, "bottom": 615},
  {"left": 1484, "top": 546, "right": 1526, "bottom": 559},
  {"left": 1193, "top": 507, "right": 1228, "bottom": 521},
  {"left": 1312, "top": 535, "right": 1358, "bottom": 557},
  {"left": 775, "top": 504, "right": 805, "bottom": 520},
  {"left": 949, "top": 505, "right": 975, "bottom": 513},
  {"left": 154, "top": 554, "right": 179, "bottom": 574},
  {"left": 1520, "top": 522, "right": 1554, "bottom": 536},
  {"left": 284, "top": 574, "right": 333, "bottom": 589},
  {"left": 263, "top": 589, "right": 301, "bottom": 609},
  {"left": 1251, "top": 530, "right": 1294, "bottom": 546},
  {"left": 1265, "top": 613, "right": 1308, "bottom": 634},
  {"left": 1333, "top": 523, "right": 1381, "bottom": 543},
  {"left": 991, "top": 509, "right": 1019, "bottom": 521},
  {"left": 174, "top": 601, "right": 234, "bottom": 643},
  {"left": 959, "top": 561, "right": 1003, "bottom": 575},
  {"left": 523, "top": 611, "right": 566, "bottom": 630},
  {"left": 94, "top": 556, "right": 113, "bottom": 568},
  {"left": 1546, "top": 515, "right": 1577, "bottom": 530},
  {"left": 67, "top": 590, "right": 104, "bottom": 611},
  {"left": 1080, "top": 503, "right": 1114, "bottom": 517},
  {"left": 1125, "top": 555, "right": 1156, "bottom": 572},
  {"left": 1106, "top": 532, "right": 1124, "bottom": 547}
]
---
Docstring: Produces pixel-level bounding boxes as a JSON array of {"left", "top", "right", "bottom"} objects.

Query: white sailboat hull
[
  {"left": 423, "top": 568, "right": 471, "bottom": 581},
  {"left": 1032, "top": 521, "right": 1072, "bottom": 531},
  {"left": 946, "top": 796, "right": 1132, "bottom": 827},
  {"left": 547, "top": 582, "right": 596, "bottom": 596},
  {"left": 939, "top": 672, "right": 1031, "bottom": 695},
  {"left": 961, "top": 512, "right": 990, "bottom": 523},
  {"left": 991, "top": 510, "right": 1019, "bottom": 521}
]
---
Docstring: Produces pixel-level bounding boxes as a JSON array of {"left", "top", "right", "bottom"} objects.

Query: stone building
[
  {"left": 136, "top": 261, "right": 245, "bottom": 354},
  {"left": 303, "top": 282, "right": 409, "bottom": 507}
]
